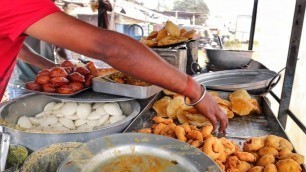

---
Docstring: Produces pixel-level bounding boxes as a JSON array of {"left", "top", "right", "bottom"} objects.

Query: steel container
[
  {"left": 152, "top": 48, "right": 187, "bottom": 73},
  {"left": 0, "top": 93, "right": 140, "bottom": 151},
  {"left": 205, "top": 48, "right": 254, "bottom": 69}
]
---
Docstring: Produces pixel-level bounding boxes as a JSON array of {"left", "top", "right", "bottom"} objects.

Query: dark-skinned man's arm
[{"left": 24, "top": 12, "right": 228, "bottom": 132}]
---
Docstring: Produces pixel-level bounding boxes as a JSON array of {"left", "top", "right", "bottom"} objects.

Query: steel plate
[
  {"left": 23, "top": 87, "right": 91, "bottom": 97},
  {"left": 57, "top": 133, "right": 221, "bottom": 172},
  {"left": 193, "top": 69, "right": 278, "bottom": 92},
  {"left": 49, "top": 89, "right": 133, "bottom": 102}
]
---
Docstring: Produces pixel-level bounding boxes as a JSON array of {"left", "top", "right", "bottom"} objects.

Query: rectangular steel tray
[
  {"left": 124, "top": 91, "right": 306, "bottom": 170},
  {"left": 92, "top": 77, "right": 162, "bottom": 99}
]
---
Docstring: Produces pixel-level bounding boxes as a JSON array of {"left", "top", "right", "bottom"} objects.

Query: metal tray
[
  {"left": 23, "top": 87, "right": 91, "bottom": 97},
  {"left": 57, "top": 133, "right": 221, "bottom": 172},
  {"left": 49, "top": 89, "right": 132, "bottom": 102},
  {"left": 92, "top": 77, "right": 162, "bottom": 99},
  {"left": 124, "top": 92, "right": 303, "bottom": 152},
  {"left": 193, "top": 69, "right": 280, "bottom": 94}
]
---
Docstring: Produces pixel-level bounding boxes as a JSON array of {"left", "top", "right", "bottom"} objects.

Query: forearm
[
  {"left": 18, "top": 43, "right": 56, "bottom": 69},
  {"left": 24, "top": 12, "right": 202, "bottom": 100}
]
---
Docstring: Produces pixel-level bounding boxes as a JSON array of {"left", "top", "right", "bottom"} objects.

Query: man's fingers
[{"left": 217, "top": 110, "right": 228, "bottom": 133}]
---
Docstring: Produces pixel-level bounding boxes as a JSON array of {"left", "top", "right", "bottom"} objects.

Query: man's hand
[{"left": 194, "top": 93, "right": 229, "bottom": 133}]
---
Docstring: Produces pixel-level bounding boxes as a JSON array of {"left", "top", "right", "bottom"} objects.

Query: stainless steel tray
[
  {"left": 49, "top": 89, "right": 132, "bottom": 102},
  {"left": 124, "top": 92, "right": 295, "bottom": 148},
  {"left": 23, "top": 87, "right": 91, "bottom": 97},
  {"left": 92, "top": 77, "right": 162, "bottom": 99},
  {"left": 57, "top": 133, "right": 221, "bottom": 172},
  {"left": 193, "top": 69, "right": 280, "bottom": 94}
]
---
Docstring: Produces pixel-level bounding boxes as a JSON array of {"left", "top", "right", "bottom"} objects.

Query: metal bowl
[
  {"left": 57, "top": 133, "right": 222, "bottom": 172},
  {"left": 205, "top": 48, "right": 254, "bottom": 69},
  {"left": 0, "top": 93, "right": 140, "bottom": 151}
]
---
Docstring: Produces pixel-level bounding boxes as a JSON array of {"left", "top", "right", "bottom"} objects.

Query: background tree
[{"left": 173, "top": 0, "right": 209, "bottom": 25}]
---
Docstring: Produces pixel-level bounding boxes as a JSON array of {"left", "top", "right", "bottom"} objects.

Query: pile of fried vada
[
  {"left": 140, "top": 89, "right": 304, "bottom": 171},
  {"left": 140, "top": 21, "right": 196, "bottom": 47},
  {"left": 138, "top": 117, "right": 304, "bottom": 172}
]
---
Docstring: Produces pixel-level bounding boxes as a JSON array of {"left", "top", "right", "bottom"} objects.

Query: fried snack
[
  {"left": 220, "top": 105, "right": 235, "bottom": 118},
  {"left": 180, "top": 28, "right": 187, "bottom": 36},
  {"left": 249, "top": 98, "right": 261, "bottom": 114},
  {"left": 152, "top": 116, "right": 173, "bottom": 125},
  {"left": 263, "top": 164, "right": 277, "bottom": 172},
  {"left": 70, "top": 82, "right": 84, "bottom": 92},
  {"left": 176, "top": 110, "right": 189, "bottom": 124},
  {"left": 69, "top": 72, "right": 85, "bottom": 83},
  {"left": 184, "top": 113, "right": 209, "bottom": 127},
  {"left": 25, "top": 81, "right": 42, "bottom": 91},
  {"left": 75, "top": 66, "right": 90, "bottom": 76},
  {"left": 64, "top": 67, "right": 74, "bottom": 74},
  {"left": 86, "top": 62, "right": 98, "bottom": 77},
  {"left": 278, "top": 137, "right": 293, "bottom": 151},
  {"left": 243, "top": 137, "right": 265, "bottom": 152},
  {"left": 140, "top": 39, "right": 158, "bottom": 47},
  {"left": 278, "top": 153, "right": 305, "bottom": 165},
  {"left": 85, "top": 74, "right": 94, "bottom": 87},
  {"left": 166, "top": 96, "right": 184, "bottom": 119},
  {"left": 236, "top": 161, "right": 252, "bottom": 172},
  {"left": 214, "top": 96, "right": 232, "bottom": 108},
  {"left": 138, "top": 128, "right": 152, "bottom": 134},
  {"left": 157, "top": 35, "right": 179, "bottom": 46},
  {"left": 229, "top": 89, "right": 251, "bottom": 102},
  {"left": 153, "top": 123, "right": 166, "bottom": 135},
  {"left": 35, "top": 74, "right": 51, "bottom": 85},
  {"left": 57, "top": 85, "right": 75, "bottom": 94},
  {"left": 60, "top": 60, "right": 74, "bottom": 67},
  {"left": 256, "top": 154, "right": 275, "bottom": 166},
  {"left": 165, "top": 21, "right": 180, "bottom": 37},
  {"left": 248, "top": 166, "right": 264, "bottom": 172},
  {"left": 250, "top": 151, "right": 260, "bottom": 160},
  {"left": 49, "top": 67, "right": 68, "bottom": 78},
  {"left": 181, "top": 30, "right": 196, "bottom": 39},
  {"left": 163, "top": 89, "right": 178, "bottom": 96},
  {"left": 278, "top": 148, "right": 292, "bottom": 156},
  {"left": 174, "top": 126, "right": 186, "bottom": 142},
  {"left": 159, "top": 125, "right": 176, "bottom": 138},
  {"left": 180, "top": 124, "right": 191, "bottom": 133},
  {"left": 276, "top": 159, "right": 302, "bottom": 172},
  {"left": 235, "top": 152, "right": 256, "bottom": 163},
  {"left": 190, "top": 125, "right": 199, "bottom": 131},
  {"left": 147, "top": 31, "right": 158, "bottom": 40},
  {"left": 191, "top": 140, "right": 203, "bottom": 148},
  {"left": 156, "top": 28, "right": 168, "bottom": 41},
  {"left": 152, "top": 96, "right": 172, "bottom": 117},
  {"left": 37, "top": 69, "right": 50, "bottom": 75},
  {"left": 231, "top": 97, "right": 254, "bottom": 116},
  {"left": 42, "top": 83, "right": 56, "bottom": 93},
  {"left": 186, "top": 130, "right": 203, "bottom": 142},
  {"left": 225, "top": 156, "right": 241, "bottom": 169},
  {"left": 51, "top": 77, "right": 69, "bottom": 87},
  {"left": 226, "top": 168, "right": 240, "bottom": 172},
  {"left": 265, "top": 135, "right": 293, "bottom": 151},
  {"left": 220, "top": 137, "right": 236, "bottom": 156},
  {"left": 258, "top": 147, "right": 278, "bottom": 157},
  {"left": 217, "top": 149, "right": 227, "bottom": 163},
  {"left": 202, "top": 137, "right": 224, "bottom": 160},
  {"left": 201, "top": 123, "right": 213, "bottom": 138}
]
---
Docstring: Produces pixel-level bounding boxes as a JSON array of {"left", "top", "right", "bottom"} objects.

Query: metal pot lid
[
  {"left": 193, "top": 69, "right": 280, "bottom": 91},
  {"left": 57, "top": 133, "right": 221, "bottom": 172}
]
